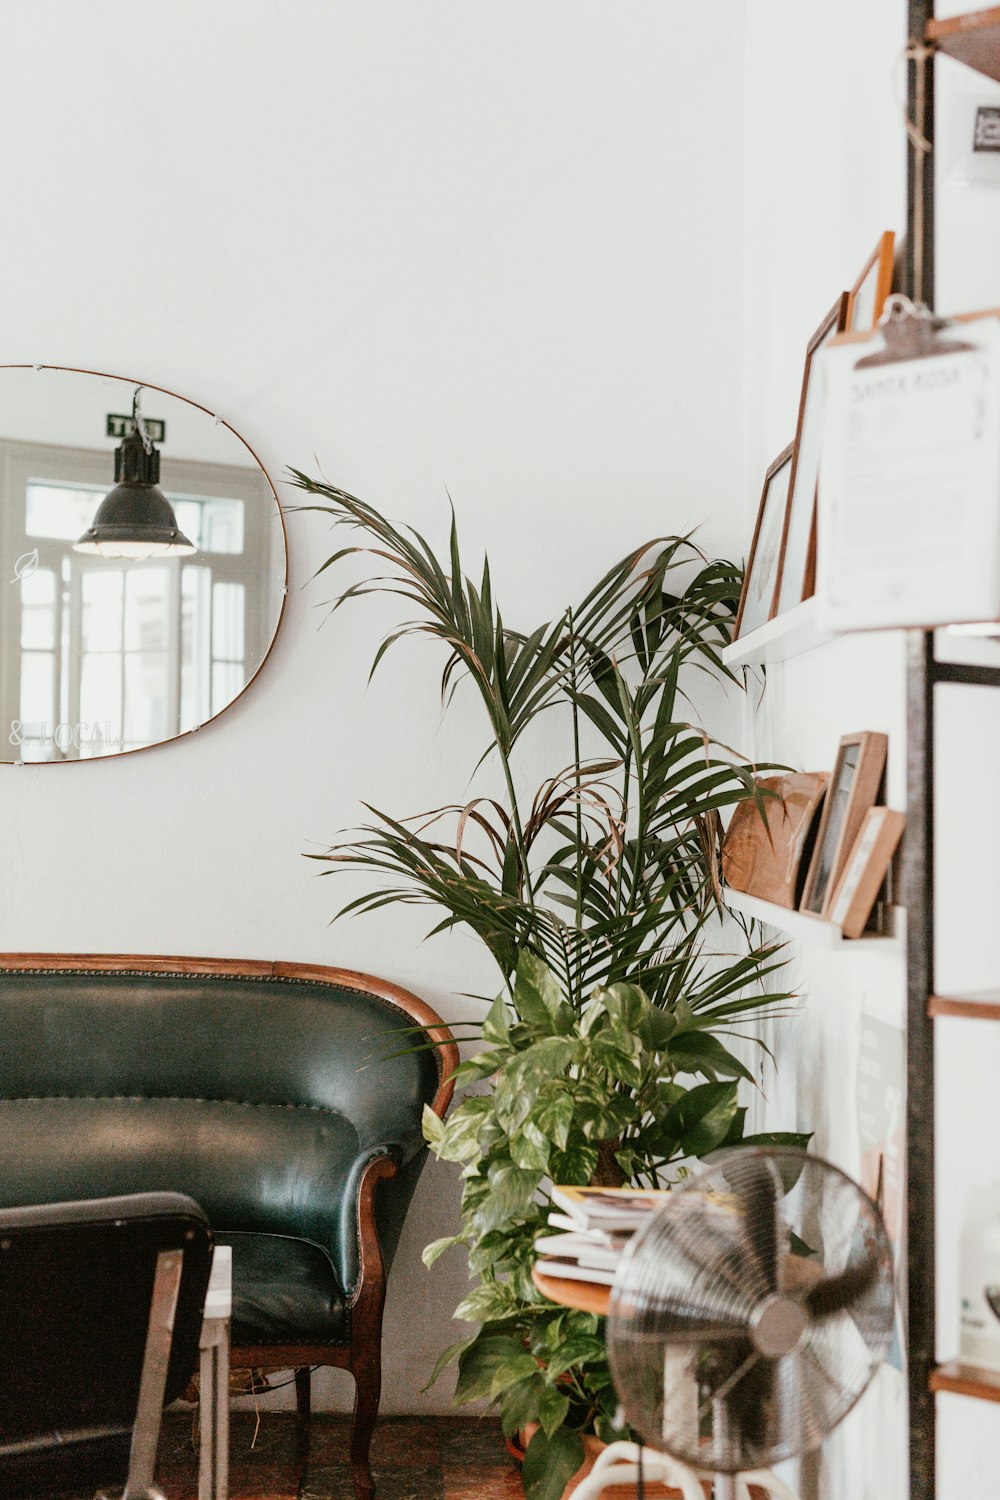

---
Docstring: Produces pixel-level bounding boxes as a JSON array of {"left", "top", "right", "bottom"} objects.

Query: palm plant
[{"left": 292, "top": 473, "right": 796, "bottom": 1498}]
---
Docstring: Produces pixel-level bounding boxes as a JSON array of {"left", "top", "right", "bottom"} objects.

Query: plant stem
[
  {"left": 498, "top": 745, "right": 537, "bottom": 917},
  {"left": 567, "top": 608, "right": 584, "bottom": 936}
]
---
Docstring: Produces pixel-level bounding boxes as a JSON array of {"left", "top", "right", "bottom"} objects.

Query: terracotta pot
[{"left": 511, "top": 1426, "right": 768, "bottom": 1499}]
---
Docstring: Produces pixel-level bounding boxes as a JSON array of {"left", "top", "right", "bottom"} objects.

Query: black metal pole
[
  {"left": 903, "top": 629, "right": 936, "bottom": 1500},
  {"left": 904, "top": 9, "right": 935, "bottom": 1500},
  {"left": 906, "top": 0, "right": 935, "bottom": 308}
]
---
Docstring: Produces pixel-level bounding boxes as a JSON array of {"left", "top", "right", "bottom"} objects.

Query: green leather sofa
[{"left": 0, "top": 953, "right": 457, "bottom": 1500}]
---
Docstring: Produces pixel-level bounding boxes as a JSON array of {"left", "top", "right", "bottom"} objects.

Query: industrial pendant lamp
[{"left": 74, "top": 388, "right": 196, "bottom": 559}]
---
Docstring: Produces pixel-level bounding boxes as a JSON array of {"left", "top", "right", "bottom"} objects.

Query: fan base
[{"left": 511, "top": 1428, "right": 775, "bottom": 1499}]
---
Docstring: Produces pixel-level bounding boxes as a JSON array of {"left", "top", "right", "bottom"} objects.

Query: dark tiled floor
[{"left": 155, "top": 1413, "right": 523, "bottom": 1500}]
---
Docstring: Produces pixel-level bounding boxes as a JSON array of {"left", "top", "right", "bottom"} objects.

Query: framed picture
[
  {"left": 773, "top": 292, "right": 850, "bottom": 617},
  {"left": 734, "top": 444, "right": 794, "bottom": 639},
  {"left": 722, "top": 771, "right": 828, "bottom": 908},
  {"left": 847, "top": 231, "right": 895, "bottom": 333},
  {"left": 800, "top": 731, "right": 888, "bottom": 918},
  {"left": 828, "top": 806, "right": 905, "bottom": 938}
]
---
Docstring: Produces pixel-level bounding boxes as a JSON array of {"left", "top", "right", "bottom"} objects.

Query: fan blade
[
  {"left": 616, "top": 1318, "right": 749, "bottom": 1346},
  {"left": 739, "top": 1157, "right": 780, "bottom": 1294},
  {"left": 663, "top": 1203, "right": 767, "bottom": 1305},
  {"left": 693, "top": 1341, "right": 776, "bottom": 1471},
  {"left": 804, "top": 1255, "right": 878, "bottom": 1320},
  {"left": 614, "top": 1281, "right": 753, "bottom": 1343},
  {"left": 731, "top": 1352, "right": 776, "bottom": 1459}
]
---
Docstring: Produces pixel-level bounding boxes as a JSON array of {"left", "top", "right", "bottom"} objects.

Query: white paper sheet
[{"left": 816, "top": 317, "right": 1000, "bottom": 631}]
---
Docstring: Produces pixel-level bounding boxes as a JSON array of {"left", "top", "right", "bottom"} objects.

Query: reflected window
[{"left": 4, "top": 452, "right": 267, "bottom": 760}]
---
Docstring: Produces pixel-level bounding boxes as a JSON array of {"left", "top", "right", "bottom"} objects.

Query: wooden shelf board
[
  {"left": 931, "top": 1360, "right": 1000, "bottom": 1403},
  {"left": 722, "top": 598, "right": 833, "bottom": 670},
  {"left": 929, "top": 989, "right": 1000, "bottom": 1021},
  {"left": 532, "top": 1264, "right": 610, "bottom": 1317},
  {"left": 723, "top": 887, "right": 903, "bottom": 950},
  {"left": 927, "top": 8, "right": 1000, "bottom": 82}
]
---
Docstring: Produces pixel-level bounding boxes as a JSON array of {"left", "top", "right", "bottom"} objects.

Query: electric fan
[{"left": 594, "top": 1148, "right": 895, "bottom": 1500}]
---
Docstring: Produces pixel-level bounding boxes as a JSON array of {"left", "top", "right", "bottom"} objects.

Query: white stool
[{"left": 198, "top": 1245, "right": 231, "bottom": 1500}]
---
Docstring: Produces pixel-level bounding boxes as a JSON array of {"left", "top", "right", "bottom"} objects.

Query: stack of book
[{"left": 535, "top": 1184, "right": 670, "bottom": 1287}]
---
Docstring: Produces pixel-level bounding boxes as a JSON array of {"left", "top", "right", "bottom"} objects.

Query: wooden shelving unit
[
  {"left": 929, "top": 989, "right": 1000, "bottom": 1021},
  {"left": 723, "top": 887, "right": 903, "bottom": 950},
  {"left": 927, "top": 6, "right": 1000, "bottom": 80},
  {"left": 721, "top": 598, "right": 832, "bottom": 670},
  {"left": 931, "top": 1361, "right": 1000, "bottom": 1404},
  {"left": 904, "top": 9, "right": 1000, "bottom": 1490}
]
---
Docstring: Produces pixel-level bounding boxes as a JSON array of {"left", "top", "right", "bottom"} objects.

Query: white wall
[
  {"left": 0, "top": 1, "right": 748, "bottom": 1413},
  {"left": 741, "top": 4, "right": 910, "bottom": 1496},
  {"left": 744, "top": 5, "right": 1000, "bottom": 1498}
]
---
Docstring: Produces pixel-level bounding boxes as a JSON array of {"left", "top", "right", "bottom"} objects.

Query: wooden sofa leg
[
  {"left": 349, "top": 1352, "right": 381, "bottom": 1500},
  {"left": 348, "top": 1152, "right": 395, "bottom": 1500},
  {"left": 294, "top": 1366, "right": 311, "bottom": 1459}
]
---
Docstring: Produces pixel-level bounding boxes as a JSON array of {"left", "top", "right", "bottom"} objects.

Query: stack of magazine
[{"left": 535, "top": 1184, "right": 670, "bottom": 1287}]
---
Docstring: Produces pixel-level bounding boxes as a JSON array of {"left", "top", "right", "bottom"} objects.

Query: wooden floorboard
[{"left": 153, "top": 1413, "right": 523, "bottom": 1500}]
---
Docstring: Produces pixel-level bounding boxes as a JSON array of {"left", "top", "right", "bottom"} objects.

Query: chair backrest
[
  {"left": 0, "top": 956, "right": 457, "bottom": 1253},
  {"left": 0, "top": 1191, "right": 212, "bottom": 1500}
]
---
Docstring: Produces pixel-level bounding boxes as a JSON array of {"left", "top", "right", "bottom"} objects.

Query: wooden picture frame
[
  {"left": 721, "top": 771, "right": 828, "bottom": 908},
  {"left": 800, "top": 731, "right": 888, "bottom": 918},
  {"left": 828, "top": 806, "right": 905, "bottom": 938},
  {"left": 773, "top": 292, "right": 850, "bottom": 618},
  {"left": 847, "top": 231, "right": 896, "bottom": 333},
  {"left": 734, "top": 444, "right": 794, "bottom": 639}
]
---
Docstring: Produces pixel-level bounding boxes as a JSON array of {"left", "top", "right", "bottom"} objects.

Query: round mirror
[{"left": 0, "top": 366, "right": 285, "bottom": 763}]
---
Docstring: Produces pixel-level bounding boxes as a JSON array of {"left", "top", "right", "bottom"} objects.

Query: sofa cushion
[{"left": 215, "top": 1231, "right": 348, "bottom": 1346}]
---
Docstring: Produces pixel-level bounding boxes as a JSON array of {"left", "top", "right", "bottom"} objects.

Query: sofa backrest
[{"left": 0, "top": 957, "right": 456, "bottom": 1256}]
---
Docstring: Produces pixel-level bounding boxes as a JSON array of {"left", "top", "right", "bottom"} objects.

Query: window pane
[
  {"left": 20, "top": 568, "right": 56, "bottom": 649},
  {"left": 26, "top": 483, "right": 106, "bottom": 541},
  {"left": 125, "top": 568, "right": 169, "bottom": 651},
  {"left": 20, "top": 652, "right": 54, "bottom": 727},
  {"left": 171, "top": 501, "right": 201, "bottom": 551},
  {"left": 172, "top": 497, "right": 244, "bottom": 555},
  {"left": 212, "top": 582, "right": 244, "bottom": 661},
  {"left": 211, "top": 661, "right": 243, "bottom": 715},
  {"left": 180, "top": 566, "right": 211, "bottom": 731},
  {"left": 124, "top": 653, "right": 168, "bottom": 743},
  {"left": 81, "top": 571, "right": 123, "bottom": 651},
  {"left": 80, "top": 654, "right": 122, "bottom": 741},
  {"left": 202, "top": 498, "right": 244, "bottom": 554}
]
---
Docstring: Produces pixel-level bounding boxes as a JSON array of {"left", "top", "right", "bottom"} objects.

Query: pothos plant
[{"left": 291, "top": 474, "right": 801, "bottom": 1500}]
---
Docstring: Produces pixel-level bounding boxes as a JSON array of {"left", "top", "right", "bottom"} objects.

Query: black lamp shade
[{"left": 74, "top": 427, "right": 195, "bottom": 559}]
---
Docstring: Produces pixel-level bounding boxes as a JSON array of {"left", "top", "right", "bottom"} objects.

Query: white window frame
[{"left": 0, "top": 437, "right": 272, "bottom": 760}]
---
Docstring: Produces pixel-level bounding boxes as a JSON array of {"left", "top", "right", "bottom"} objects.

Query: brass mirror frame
[{"left": 0, "top": 363, "right": 288, "bottom": 766}]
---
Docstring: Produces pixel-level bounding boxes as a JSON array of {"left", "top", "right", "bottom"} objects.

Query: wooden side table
[{"left": 531, "top": 1264, "right": 610, "bottom": 1317}]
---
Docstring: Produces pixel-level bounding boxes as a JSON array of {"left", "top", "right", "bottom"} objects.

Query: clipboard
[{"left": 816, "top": 297, "right": 1000, "bottom": 633}]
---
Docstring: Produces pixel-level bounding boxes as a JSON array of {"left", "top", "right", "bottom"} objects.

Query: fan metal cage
[{"left": 607, "top": 1148, "right": 895, "bottom": 1475}]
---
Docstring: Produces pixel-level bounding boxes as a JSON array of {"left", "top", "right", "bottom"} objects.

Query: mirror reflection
[{"left": 0, "top": 366, "right": 285, "bottom": 762}]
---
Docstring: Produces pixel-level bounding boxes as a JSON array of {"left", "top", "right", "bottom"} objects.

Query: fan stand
[
  {"left": 713, "top": 1397, "right": 738, "bottom": 1500},
  {"left": 567, "top": 1440, "right": 800, "bottom": 1500}
]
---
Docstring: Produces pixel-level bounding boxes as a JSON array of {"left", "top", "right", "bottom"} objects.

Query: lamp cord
[
  {"left": 132, "top": 386, "right": 153, "bottom": 454},
  {"left": 637, "top": 1440, "right": 644, "bottom": 1500}
]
